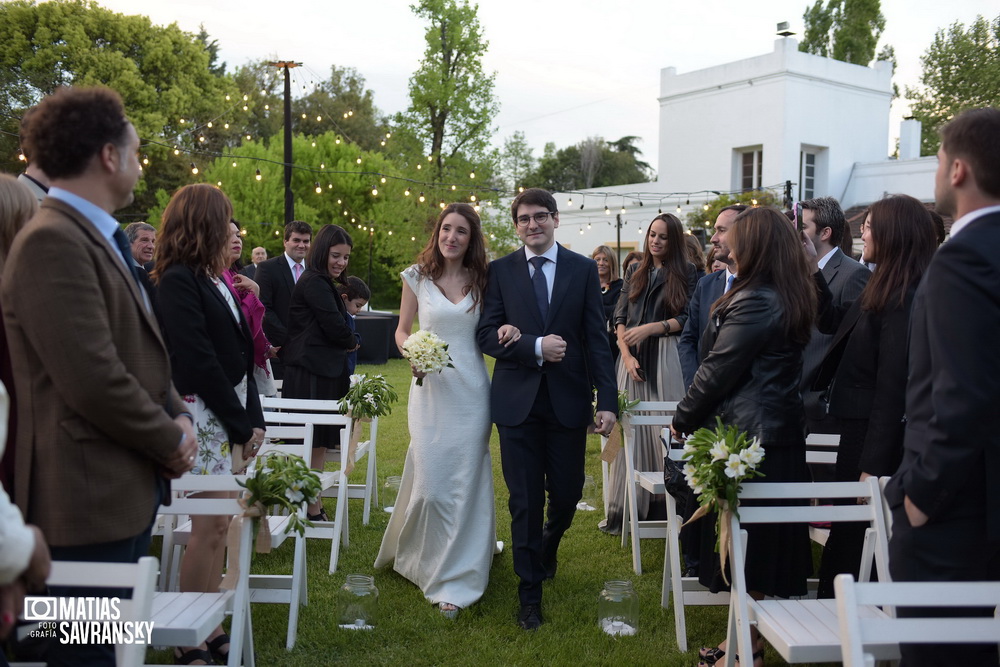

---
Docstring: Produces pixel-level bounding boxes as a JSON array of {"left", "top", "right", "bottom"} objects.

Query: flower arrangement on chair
[
  {"left": 338, "top": 373, "right": 398, "bottom": 474},
  {"left": 681, "top": 417, "right": 765, "bottom": 582},
  {"left": 238, "top": 452, "right": 322, "bottom": 543}
]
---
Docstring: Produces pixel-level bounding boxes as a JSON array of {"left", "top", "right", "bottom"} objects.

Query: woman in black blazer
[
  {"left": 281, "top": 223, "right": 359, "bottom": 520},
  {"left": 154, "top": 184, "right": 265, "bottom": 665},
  {"left": 591, "top": 245, "right": 623, "bottom": 362},
  {"left": 812, "top": 194, "right": 937, "bottom": 598}
]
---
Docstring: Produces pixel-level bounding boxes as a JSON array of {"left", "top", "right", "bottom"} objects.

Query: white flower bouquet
[
  {"left": 239, "top": 452, "right": 322, "bottom": 537},
  {"left": 340, "top": 373, "right": 398, "bottom": 420},
  {"left": 681, "top": 417, "right": 765, "bottom": 581},
  {"left": 401, "top": 329, "right": 454, "bottom": 386}
]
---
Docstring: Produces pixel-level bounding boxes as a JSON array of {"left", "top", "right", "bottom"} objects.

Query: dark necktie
[
  {"left": 112, "top": 227, "right": 143, "bottom": 290},
  {"left": 529, "top": 255, "right": 549, "bottom": 322}
]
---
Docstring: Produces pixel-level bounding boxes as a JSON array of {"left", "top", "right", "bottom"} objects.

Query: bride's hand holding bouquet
[{"left": 401, "top": 330, "right": 454, "bottom": 386}]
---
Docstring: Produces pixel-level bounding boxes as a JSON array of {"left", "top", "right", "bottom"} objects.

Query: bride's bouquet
[{"left": 401, "top": 329, "right": 454, "bottom": 386}]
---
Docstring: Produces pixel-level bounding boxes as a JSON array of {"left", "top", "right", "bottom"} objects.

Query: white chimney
[{"left": 899, "top": 118, "right": 922, "bottom": 159}]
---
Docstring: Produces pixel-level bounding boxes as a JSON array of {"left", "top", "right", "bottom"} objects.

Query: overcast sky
[{"left": 97, "top": 0, "right": 996, "bottom": 170}]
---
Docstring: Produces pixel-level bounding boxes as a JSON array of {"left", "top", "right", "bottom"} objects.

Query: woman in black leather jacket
[
  {"left": 601, "top": 213, "right": 698, "bottom": 535},
  {"left": 812, "top": 195, "right": 937, "bottom": 598},
  {"left": 670, "top": 207, "right": 817, "bottom": 666}
]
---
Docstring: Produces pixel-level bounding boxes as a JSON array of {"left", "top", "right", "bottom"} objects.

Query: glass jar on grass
[
  {"left": 383, "top": 476, "right": 402, "bottom": 513},
  {"left": 598, "top": 580, "right": 638, "bottom": 636},
  {"left": 337, "top": 574, "right": 379, "bottom": 630}
]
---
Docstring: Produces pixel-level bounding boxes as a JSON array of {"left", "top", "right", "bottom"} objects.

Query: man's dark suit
[
  {"left": 679, "top": 269, "right": 726, "bottom": 389},
  {"left": 477, "top": 244, "right": 617, "bottom": 607},
  {"left": 801, "top": 248, "right": 869, "bottom": 420},
  {"left": 240, "top": 263, "right": 257, "bottom": 280},
  {"left": 255, "top": 254, "right": 296, "bottom": 378},
  {"left": 885, "top": 211, "right": 1000, "bottom": 664}
]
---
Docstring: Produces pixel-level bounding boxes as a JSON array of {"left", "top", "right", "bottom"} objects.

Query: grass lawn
[{"left": 147, "top": 357, "right": 812, "bottom": 666}]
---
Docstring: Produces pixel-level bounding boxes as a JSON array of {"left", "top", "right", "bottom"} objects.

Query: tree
[
  {"left": 498, "top": 131, "right": 534, "bottom": 192},
  {"left": 799, "top": 0, "right": 887, "bottom": 66},
  {"left": 684, "top": 191, "right": 780, "bottom": 233},
  {"left": 0, "top": 0, "right": 240, "bottom": 215},
  {"left": 906, "top": 14, "right": 1000, "bottom": 156},
  {"left": 292, "top": 65, "right": 391, "bottom": 152},
  {"left": 401, "top": 0, "right": 499, "bottom": 183},
  {"left": 524, "top": 136, "right": 654, "bottom": 191}
]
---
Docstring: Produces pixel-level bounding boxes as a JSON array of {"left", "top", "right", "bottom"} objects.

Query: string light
[
  {"left": 567, "top": 197, "right": 573, "bottom": 207},
  {"left": 190, "top": 163, "right": 198, "bottom": 175},
  {"left": 469, "top": 171, "right": 475, "bottom": 179},
  {"left": 620, "top": 206, "right": 626, "bottom": 215},
  {"left": 198, "top": 135, "right": 205, "bottom": 143},
  {"left": 356, "top": 156, "right": 362, "bottom": 165},
  {"left": 223, "top": 123, "right": 230, "bottom": 129},
  {"left": 418, "top": 192, "right": 426, "bottom": 203},
  {"left": 404, "top": 188, "right": 411, "bottom": 196},
  {"left": 380, "top": 176, "right": 387, "bottom": 184},
  {"left": 439, "top": 200, "right": 446, "bottom": 209},
  {"left": 469, "top": 192, "right": 477, "bottom": 202},
  {"left": 604, "top": 206, "right": 610, "bottom": 215},
  {"left": 255, "top": 168, "right": 262, "bottom": 181},
  {"left": 316, "top": 115, "right": 322, "bottom": 122},
  {"left": 173, "top": 146, "right": 180, "bottom": 156},
  {"left": 315, "top": 183, "right": 322, "bottom": 194},
  {"left": 232, "top": 161, "right": 237, "bottom": 168},
  {"left": 141, "top": 155, "right": 149, "bottom": 166},
  {"left": 371, "top": 185, "right": 378, "bottom": 196},
  {"left": 207, "top": 122, "right": 213, "bottom": 128}
]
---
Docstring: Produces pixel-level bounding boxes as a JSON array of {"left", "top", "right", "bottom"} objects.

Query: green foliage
[
  {"left": 526, "top": 136, "right": 654, "bottom": 191},
  {"left": 239, "top": 453, "right": 322, "bottom": 538},
  {"left": 339, "top": 373, "right": 398, "bottom": 419},
  {"left": 498, "top": 131, "right": 535, "bottom": 192},
  {"left": 292, "top": 65, "right": 392, "bottom": 152},
  {"left": 0, "top": 0, "right": 239, "bottom": 214},
  {"left": 906, "top": 14, "right": 1000, "bottom": 156},
  {"left": 799, "top": 0, "right": 886, "bottom": 66},
  {"left": 684, "top": 190, "right": 779, "bottom": 232},
  {"left": 401, "top": 0, "right": 499, "bottom": 183}
]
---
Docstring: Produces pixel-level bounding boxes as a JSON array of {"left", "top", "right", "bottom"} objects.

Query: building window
[
  {"left": 741, "top": 149, "right": 763, "bottom": 191},
  {"left": 799, "top": 152, "right": 816, "bottom": 200}
]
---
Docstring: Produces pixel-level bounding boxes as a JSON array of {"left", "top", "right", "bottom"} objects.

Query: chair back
[{"left": 834, "top": 573, "right": 1000, "bottom": 667}]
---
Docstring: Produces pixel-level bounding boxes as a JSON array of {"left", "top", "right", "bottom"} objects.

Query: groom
[{"left": 478, "top": 188, "right": 618, "bottom": 630}]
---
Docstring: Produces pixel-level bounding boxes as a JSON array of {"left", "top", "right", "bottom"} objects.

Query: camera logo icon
[{"left": 24, "top": 597, "right": 57, "bottom": 621}]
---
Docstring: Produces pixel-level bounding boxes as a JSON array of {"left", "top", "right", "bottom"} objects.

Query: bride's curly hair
[{"left": 416, "top": 203, "right": 488, "bottom": 311}]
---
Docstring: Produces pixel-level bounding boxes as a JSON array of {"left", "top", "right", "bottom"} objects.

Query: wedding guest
[
  {"left": 376, "top": 204, "right": 516, "bottom": 618},
  {"left": 338, "top": 276, "right": 368, "bottom": 376},
  {"left": 154, "top": 184, "right": 265, "bottom": 666},
  {"left": 622, "top": 250, "right": 641, "bottom": 274},
  {"left": 240, "top": 245, "right": 267, "bottom": 280},
  {"left": 281, "top": 224, "right": 358, "bottom": 521},
  {"left": 604, "top": 214, "right": 697, "bottom": 535},
  {"left": 16, "top": 107, "right": 49, "bottom": 203},
  {"left": 591, "top": 245, "right": 623, "bottom": 362},
  {"left": 670, "top": 207, "right": 816, "bottom": 667},
  {"left": 685, "top": 234, "right": 707, "bottom": 274},
  {"left": 886, "top": 107, "right": 1000, "bottom": 666},
  {"left": 224, "top": 221, "right": 277, "bottom": 398},
  {"left": 811, "top": 194, "right": 937, "bottom": 598},
  {"left": 0, "top": 175, "right": 37, "bottom": 496}
]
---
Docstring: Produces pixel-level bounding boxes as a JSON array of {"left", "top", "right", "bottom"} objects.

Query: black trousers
[
  {"left": 889, "top": 504, "right": 1000, "bottom": 666},
  {"left": 497, "top": 378, "right": 586, "bottom": 607}
]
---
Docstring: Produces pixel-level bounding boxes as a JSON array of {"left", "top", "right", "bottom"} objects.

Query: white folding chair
[
  {"left": 618, "top": 401, "right": 677, "bottom": 574},
  {"left": 13, "top": 557, "right": 158, "bottom": 667},
  {"left": 835, "top": 573, "right": 1000, "bottom": 667},
  {"left": 151, "top": 475, "right": 255, "bottom": 667},
  {"left": 803, "top": 432, "right": 841, "bottom": 546},
  {"left": 261, "top": 396, "right": 380, "bottom": 525},
  {"left": 722, "top": 478, "right": 896, "bottom": 666}
]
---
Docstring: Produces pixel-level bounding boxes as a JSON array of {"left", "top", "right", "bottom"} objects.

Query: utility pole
[{"left": 268, "top": 60, "right": 302, "bottom": 224}]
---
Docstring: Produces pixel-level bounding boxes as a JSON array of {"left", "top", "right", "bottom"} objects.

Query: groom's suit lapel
[
  {"left": 511, "top": 248, "right": 546, "bottom": 331},
  {"left": 546, "top": 244, "right": 572, "bottom": 328}
]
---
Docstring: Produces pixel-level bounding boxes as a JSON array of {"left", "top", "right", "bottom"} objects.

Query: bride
[{"left": 375, "top": 203, "right": 518, "bottom": 617}]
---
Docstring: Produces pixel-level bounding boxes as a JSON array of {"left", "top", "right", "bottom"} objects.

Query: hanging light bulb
[
  {"left": 223, "top": 123, "right": 230, "bottom": 129},
  {"left": 416, "top": 164, "right": 422, "bottom": 170},
  {"left": 380, "top": 140, "right": 386, "bottom": 147},
  {"left": 141, "top": 155, "right": 149, "bottom": 165},
  {"left": 620, "top": 206, "right": 626, "bottom": 215},
  {"left": 371, "top": 185, "right": 378, "bottom": 196},
  {"left": 518, "top": 186, "right": 524, "bottom": 193},
  {"left": 225, "top": 95, "right": 231, "bottom": 101},
  {"left": 246, "top": 133, "right": 251, "bottom": 141},
  {"left": 179, "top": 118, "right": 186, "bottom": 124},
  {"left": 335, "top": 138, "right": 341, "bottom": 145},
  {"left": 255, "top": 169, "right": 262, "bottom": 181},
  {"left": 469, "top": 192, "right": 477, "bottom": 202},
  {"left": 386, "top": 132, "right": 392, "bottom": 138},
  {"left": 356, "top": 156, "right": 362, "bottom": 165},
  {"left": 567, "top": 197, "right": 573, "bottom": 207},
  {"left": 315, "top": 183, "right": 322, "bottom": 194},
  {"left": 418, "top": 192, "right": 426, "bottom": 203},
  {"left": 380, "top": 176, "right": 387, "bottom": 184},
  {"left": 217, "top": 181, "right": 222, "bottom": 187},
  {"left": 469, "top": 171, "right": 475, "bottom": 179},
  {"left": 243, "top": 94, "right": 249, "bottom": 101},
  {"left": 320, "top": 163, "right": 325, "bottom": 169},
  {"left": 474, "top": 204, "right": 480, "bottom": 212},
  {"left": 242, "top": 105, "right": 248, "bottom": 111},
  {"left": 604, "top": 206, "right": 610, "bottom": 215},
  {"left": 676, "top": 204, "right": 681, "bottom": 214},
  {"left": 173, "top": 146, "right": 180, "bottom": 156},
  {"left": 439, "top": 200, "right": 446, "bottom": 209},
  {"left": 301, "top": 113, "right": 307, "bottom": 119},
  {"left": 198, "top": 135, "right": 205, "bottom": 143},
  {"left": 190, "top": 163, "right": 198, "bottom": 175},
  {"left": 207, "top": 122, "right": 213, "bottom": 128},
  {"left": 316, "top": 115, "right": 322, "bottom": 122},
  {"left": 231, "top": 161, "right": 237, "bottom": 168},
  {"left": 751, "top": 198, "right": 758, "bottom": 206},
  {"left": 703, "top": 204, "right": 710, "bottom": 211},
  {"left": 264, "top": 104, "right": 270, "bottom": 110},
  {"left": 404, "top": 188, "right": 411, "bottom": 196},
  {"left": 311, "top": 141, "right": 316, "bottom": 148}
]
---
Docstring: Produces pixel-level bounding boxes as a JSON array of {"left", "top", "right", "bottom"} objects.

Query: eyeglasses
[
  {"left": 515, "top": 211, "right": 555, "bottom": 227},
  {"left": 860, "top": 222, "right": 870, "bottom": 234}
]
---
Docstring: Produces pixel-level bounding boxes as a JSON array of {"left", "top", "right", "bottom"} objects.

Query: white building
[{"left": 550, "top": 36, "right": 937, "bottom": 258}]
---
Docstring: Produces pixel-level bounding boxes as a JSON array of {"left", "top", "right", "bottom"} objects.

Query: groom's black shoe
[{"left": 518, "top": 604, "right": 543, "bottom": 631}]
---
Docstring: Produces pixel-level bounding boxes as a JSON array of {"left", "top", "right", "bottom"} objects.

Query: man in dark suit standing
[
  {"left": 2, "top": 86, "right": 196, "bottom": 666},
  {"left": 255, "top": 221, "right": 311, "bottom": 379},
  {"left": 679, "top": 204, "right": 746, "bottom": 389},
  {"left": 886, "top": 107, "right": 1000, "bottom": 666},
  {"left": 240, "top": 245, "right": 267, "bottom": 280},
  {"left": 478, "top": 188, "right": 617, "bottom": 631},
  {"left": 798, "top": 197, "right": 869, "bottom": 429}
]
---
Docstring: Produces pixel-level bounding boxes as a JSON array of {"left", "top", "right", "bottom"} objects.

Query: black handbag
[{"left": 660, "top": 436, "right": 689, "bottom": 517}]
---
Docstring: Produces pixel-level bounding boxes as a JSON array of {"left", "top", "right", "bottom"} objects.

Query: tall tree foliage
[
  {"left": 0, "top": 0, "right": 239, "bottom": 216},
  {"left": 525, "top": 136, "right": 654, "bottom": 191},
  {"left": 498, "top": 131, "right": 534, "bottom": 192},
  {"left": 799, "top": 0, "right": 887, "bottom": 66},
  {"left": 401, "top": 0, "right": 499, "bottom": 183},
  {"left": 292, "top": 65, "right": 391, "bottom": 152},
  {"left": 906, "top": 14, "right": 1000, "bottom": 156}
]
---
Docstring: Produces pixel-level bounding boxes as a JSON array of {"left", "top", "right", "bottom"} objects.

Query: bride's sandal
[
  {"left": 697, "top": 647, "right": 725, "bottom": 664},
  {"left": 438, "top": 602, "right": 460, "bottom": 620}
]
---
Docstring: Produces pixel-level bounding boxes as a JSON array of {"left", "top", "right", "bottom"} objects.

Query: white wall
[
  {"left": 841, "top": 156, "right": 937, "bottom": 207},
  {"left": 657, "top": 38, "right": 892, "bottom": 201}
]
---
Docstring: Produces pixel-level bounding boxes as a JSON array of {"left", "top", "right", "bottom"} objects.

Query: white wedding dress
[{"left": 374, "top": 266, "right": 495, "bottom": 608}]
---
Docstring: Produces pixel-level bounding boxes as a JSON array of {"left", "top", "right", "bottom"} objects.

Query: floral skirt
[{"left": 185, "top": 376, "right": 248, "bottom": 476}]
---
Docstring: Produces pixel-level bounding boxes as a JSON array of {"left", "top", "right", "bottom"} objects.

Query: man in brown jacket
[{"left": 1, "top": 86, "right": 196, "bottom": 666}]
